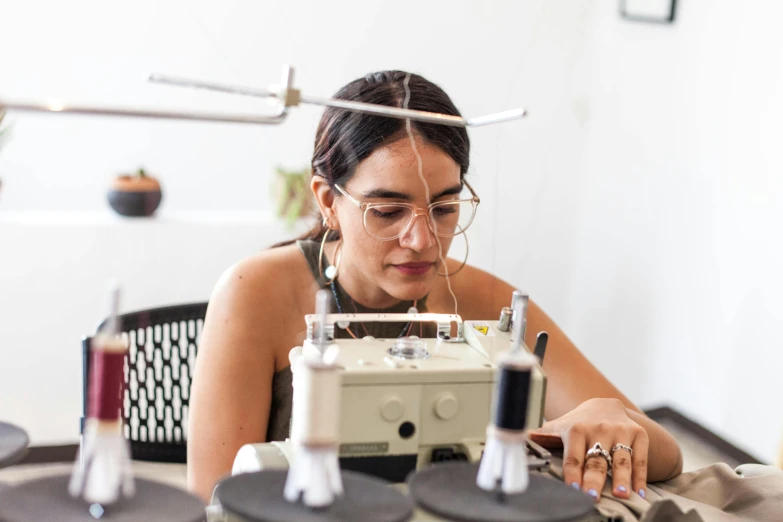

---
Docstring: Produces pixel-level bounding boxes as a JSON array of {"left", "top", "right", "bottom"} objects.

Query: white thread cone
[
  {"left": 69, "top": 420, "right": 135, "bottom": 504},
  {"left": 283, "top": 446, "right": 343, "bottom": 507},
  {"left": 476, "top": 432, "right": 529, "bottom": 495},
  {"left": 283, "top": 289, "right": 343, "bottom": 508},
  {"left": 283, "top": 354, "right": 343, "bottom": 508}
]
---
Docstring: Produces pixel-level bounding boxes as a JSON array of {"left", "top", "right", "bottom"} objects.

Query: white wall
[
  {"left": 564, "top": 0, "right": 783, "bottom": 464},
  {"left": 0, "top": 212, "right": 309, "bottom": 445},
  {"left": 1, "top": 0, "right": 780, "bottom": 465},
  {"left": 0, "top": 0, "right": 598, "bottom": 446},
  {"left": 0, "top": 0, "right": 588, "bottom": 216}
]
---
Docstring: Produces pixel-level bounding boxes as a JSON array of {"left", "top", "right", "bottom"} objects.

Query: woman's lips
[{"left": 394, "top": 262, "right": 434, "bottom": 275}]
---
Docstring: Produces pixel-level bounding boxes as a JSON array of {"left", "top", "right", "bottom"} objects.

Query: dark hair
[{"left": 273, "top": 71, "right": 470, "bottom": 248}]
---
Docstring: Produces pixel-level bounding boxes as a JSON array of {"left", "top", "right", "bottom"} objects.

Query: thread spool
[
  {"left": 87, "top": 337, "right": 127, "bottom": 421},
  {"left": 493, "top": 358, "right": 533, "bottom": 432},
  {"left": 476, "top": 350, "right": 536, "bottom": 495},
  {"left": 290, "top": 360, "right": 341, "bottom": 446},
  {"left": 68, "top": 281, "right": 135, "bottom": 507}
]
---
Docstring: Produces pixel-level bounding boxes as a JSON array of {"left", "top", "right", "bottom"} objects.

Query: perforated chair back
[{"left": 81, "top": 302, "right": 208, "bottom": 463}]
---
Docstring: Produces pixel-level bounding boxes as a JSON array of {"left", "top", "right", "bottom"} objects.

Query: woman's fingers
[
  {"left": 581, "top": 441, "right": 611, "bottom": 501},
  {"left": 561, "top": 425, "right": 587, "bottom": 492},
  {"left": 547, "top": 407, "right": 651, "bottom": 503},
  {"left": 610, "top": 442, "right": 633, "bottom": 499},
  {"left": 631, "top": 429, "right": 650, "bottom": 500}
]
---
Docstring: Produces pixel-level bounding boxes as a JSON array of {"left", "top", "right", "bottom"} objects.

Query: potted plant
[
  {"left": 107, "top": 167, "right": 163, "bottom": 217},
  {"left": 272, "top": 166, "right": 313, "bottom": 229}
]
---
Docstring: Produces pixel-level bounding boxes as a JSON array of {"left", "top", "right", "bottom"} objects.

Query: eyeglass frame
[{"left": 332, "top": 179, "right": 481, "bottom": 241}]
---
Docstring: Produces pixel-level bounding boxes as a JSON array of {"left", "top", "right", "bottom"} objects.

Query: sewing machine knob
[
  {"left": 380, "top": 397, "right": 404, "bottom": 422},
  {"left": 434, "top": 394, "right": 459, "bottom": 420}
]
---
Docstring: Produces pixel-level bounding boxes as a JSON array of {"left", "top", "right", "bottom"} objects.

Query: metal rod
[
  {"left": 299, "top": 94, "right": 468, "bottom": 127},
  {"left": 148, "top": 68, "right": 527, "bottom": 127},
  {"left": 0, "top": 99, "right": 288, "bottom": 124},
  {"left": 315, "top": 289, "right": 330, "bottom": 354},
  {"left": 511, "top": 290, "right": 529, "bottom": 350},
  {"left": 147, "top": 74, "right": 275, "bottom": 99},
  {"left": 467, "top": 108, "right": 528, "bottom": 127}
]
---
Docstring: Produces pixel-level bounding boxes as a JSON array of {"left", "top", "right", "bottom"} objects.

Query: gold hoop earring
[
  {"left": 318, "top": 228, "right": 342, "bottom": 284},
  {"left": 437, "top": 231, "right": 469, "bottom": 277}
]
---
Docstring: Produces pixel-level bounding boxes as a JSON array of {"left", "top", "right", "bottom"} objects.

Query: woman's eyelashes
[
  {"left": 369, "top": 207, "right": 405, "bottom": 220},
  {"left": 432, "top": 205, "right": 458, "bottom": 216}
]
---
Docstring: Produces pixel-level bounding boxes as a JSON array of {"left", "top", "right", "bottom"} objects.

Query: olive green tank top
[{"left": 264, "top": 239, "right": 433, "bottom": 441}]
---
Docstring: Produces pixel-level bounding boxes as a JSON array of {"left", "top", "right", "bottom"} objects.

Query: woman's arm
[
  {"left": 526, "top": 300, "right": 683, "bottom": 483},
  {"left": 449, "top": 265, "right": 682, "bottom": 500},
  {"left": 186, "top": 260, "right": 279, "bottom": 503}
]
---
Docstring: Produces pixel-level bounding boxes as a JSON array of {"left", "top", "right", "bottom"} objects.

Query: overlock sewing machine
[
  {"left": 210, "top": 290, "right": 599, "bottom": 522},
  {"left": 233, "top": 295, "right": 547, "bottom": 480}
]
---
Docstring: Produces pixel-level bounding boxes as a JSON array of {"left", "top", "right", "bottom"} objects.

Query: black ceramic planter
[{"left": 108, "top": 189, "right": 163, "bottom": 217}]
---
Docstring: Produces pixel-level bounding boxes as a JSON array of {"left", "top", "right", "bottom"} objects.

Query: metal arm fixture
[{"left": 0, "top": 65, "right": 526, "bottom": 128}]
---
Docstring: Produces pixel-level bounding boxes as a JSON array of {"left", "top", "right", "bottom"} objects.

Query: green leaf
[{"left": 273, "top": 164, "right": 312, "bottom": 226}]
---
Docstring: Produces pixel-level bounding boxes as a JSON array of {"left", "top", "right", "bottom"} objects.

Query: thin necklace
[{"left": 329, "top": 280, "right": 413, "bottom": 339}]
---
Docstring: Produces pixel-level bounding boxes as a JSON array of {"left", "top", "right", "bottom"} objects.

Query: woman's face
[{"left": 333, "top": 137, "right": 463, "bottom": 303}]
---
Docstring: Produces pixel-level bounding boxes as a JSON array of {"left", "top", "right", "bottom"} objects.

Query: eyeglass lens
[{"left": 363, "top": 200, "right": 475, "bottom": 239}]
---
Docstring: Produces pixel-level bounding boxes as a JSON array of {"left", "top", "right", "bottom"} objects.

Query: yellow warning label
[{"left": 473, "top": 325, "right": 489, "bottom": 335}]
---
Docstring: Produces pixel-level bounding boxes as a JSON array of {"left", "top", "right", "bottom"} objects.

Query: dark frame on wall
[{"left": 620, "top": 0, "right": 678, "bottom": 24}]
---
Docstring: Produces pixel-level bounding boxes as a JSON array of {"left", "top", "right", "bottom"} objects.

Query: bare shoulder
[
  {"left": 430, "top": 258, "right": 517, "bottom": 320},
  {"left": 187, "top": 243, "right": 314, "bottom": 500},
  {"left": 209, "top": 244, "right": 312, "bottom": 307},
  {"left": 201, "top": 243, "right": 317, "bottom": 369}
]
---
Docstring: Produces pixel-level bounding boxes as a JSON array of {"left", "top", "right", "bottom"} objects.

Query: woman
[{"left": 187, "top": 71, "right": 683, "bottom": 504}]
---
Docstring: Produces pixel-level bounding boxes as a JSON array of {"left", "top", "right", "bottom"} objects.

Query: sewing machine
[
  {"left": 208, "top": 292, "right": 600, "bottom": 522},
  {"left": 231, "top": 309, "right": 547, "bottom": 482}
]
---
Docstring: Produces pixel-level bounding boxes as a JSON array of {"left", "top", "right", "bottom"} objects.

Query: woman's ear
[{"left": 311, "top": 175, "right": 337, "bottom": 227}]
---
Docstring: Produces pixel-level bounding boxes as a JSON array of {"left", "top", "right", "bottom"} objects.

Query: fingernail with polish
[
  {"left": 638, "top": 488, "right": 646, "bottom": 499},
  {"left": 587, "top": 489, "right": 598, "bottom": 498},
  {"left": 617, "top": 485, "right": 627, "bottom": 493},
  {"left": 571, "top": 482, "right": 580, "bottom": 490}
]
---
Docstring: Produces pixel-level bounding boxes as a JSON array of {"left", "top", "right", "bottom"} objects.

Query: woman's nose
[{"left": 400, "top": 213, "right": 435, "bottom": 252}]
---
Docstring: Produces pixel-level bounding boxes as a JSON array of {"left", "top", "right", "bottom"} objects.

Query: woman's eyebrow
[
  {"left": 362, "top": 184, "right": 463, "bottom": 202},
  {"left": 362, "top": 188, "right": 411, "bottom": 200},
  {"left": 432, "top": 184, "right": 464, "bottom": 200}
]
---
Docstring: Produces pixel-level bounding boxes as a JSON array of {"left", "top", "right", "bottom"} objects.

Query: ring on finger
[
  {"left": 611, "top": 443, "right": 633, "bottom": 457},
  {"left": 585, "top": 442, "right": 612, "bottom": 468}
]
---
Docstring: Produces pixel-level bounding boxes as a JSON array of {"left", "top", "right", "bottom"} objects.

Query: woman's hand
[{"left": 532, "top": 398, "right": 649, "bottom": 501}]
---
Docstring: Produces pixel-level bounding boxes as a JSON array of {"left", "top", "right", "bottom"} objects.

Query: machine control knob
[
  {"left": 434, "top": 394, "right": 459, "bottom": 420},
  {"left": 380, "top": 397, "right": 404, "bottom": 422}
]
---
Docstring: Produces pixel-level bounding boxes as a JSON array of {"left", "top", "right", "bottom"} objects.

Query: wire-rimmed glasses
[{"left": 333, "top": 181, "right": 480, "bottom": 241}]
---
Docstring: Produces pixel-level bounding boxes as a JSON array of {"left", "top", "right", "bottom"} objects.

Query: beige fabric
[
  {"left": 546, "top": 456, "right": 783, "bottom": 521},
  {"left": 649, "top": 463, "right": 783, "bottom": 521}
]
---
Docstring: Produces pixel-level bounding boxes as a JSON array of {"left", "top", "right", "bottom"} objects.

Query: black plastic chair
[{"left": 81, "top": 302, "right": 208, "bottom": 463}]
